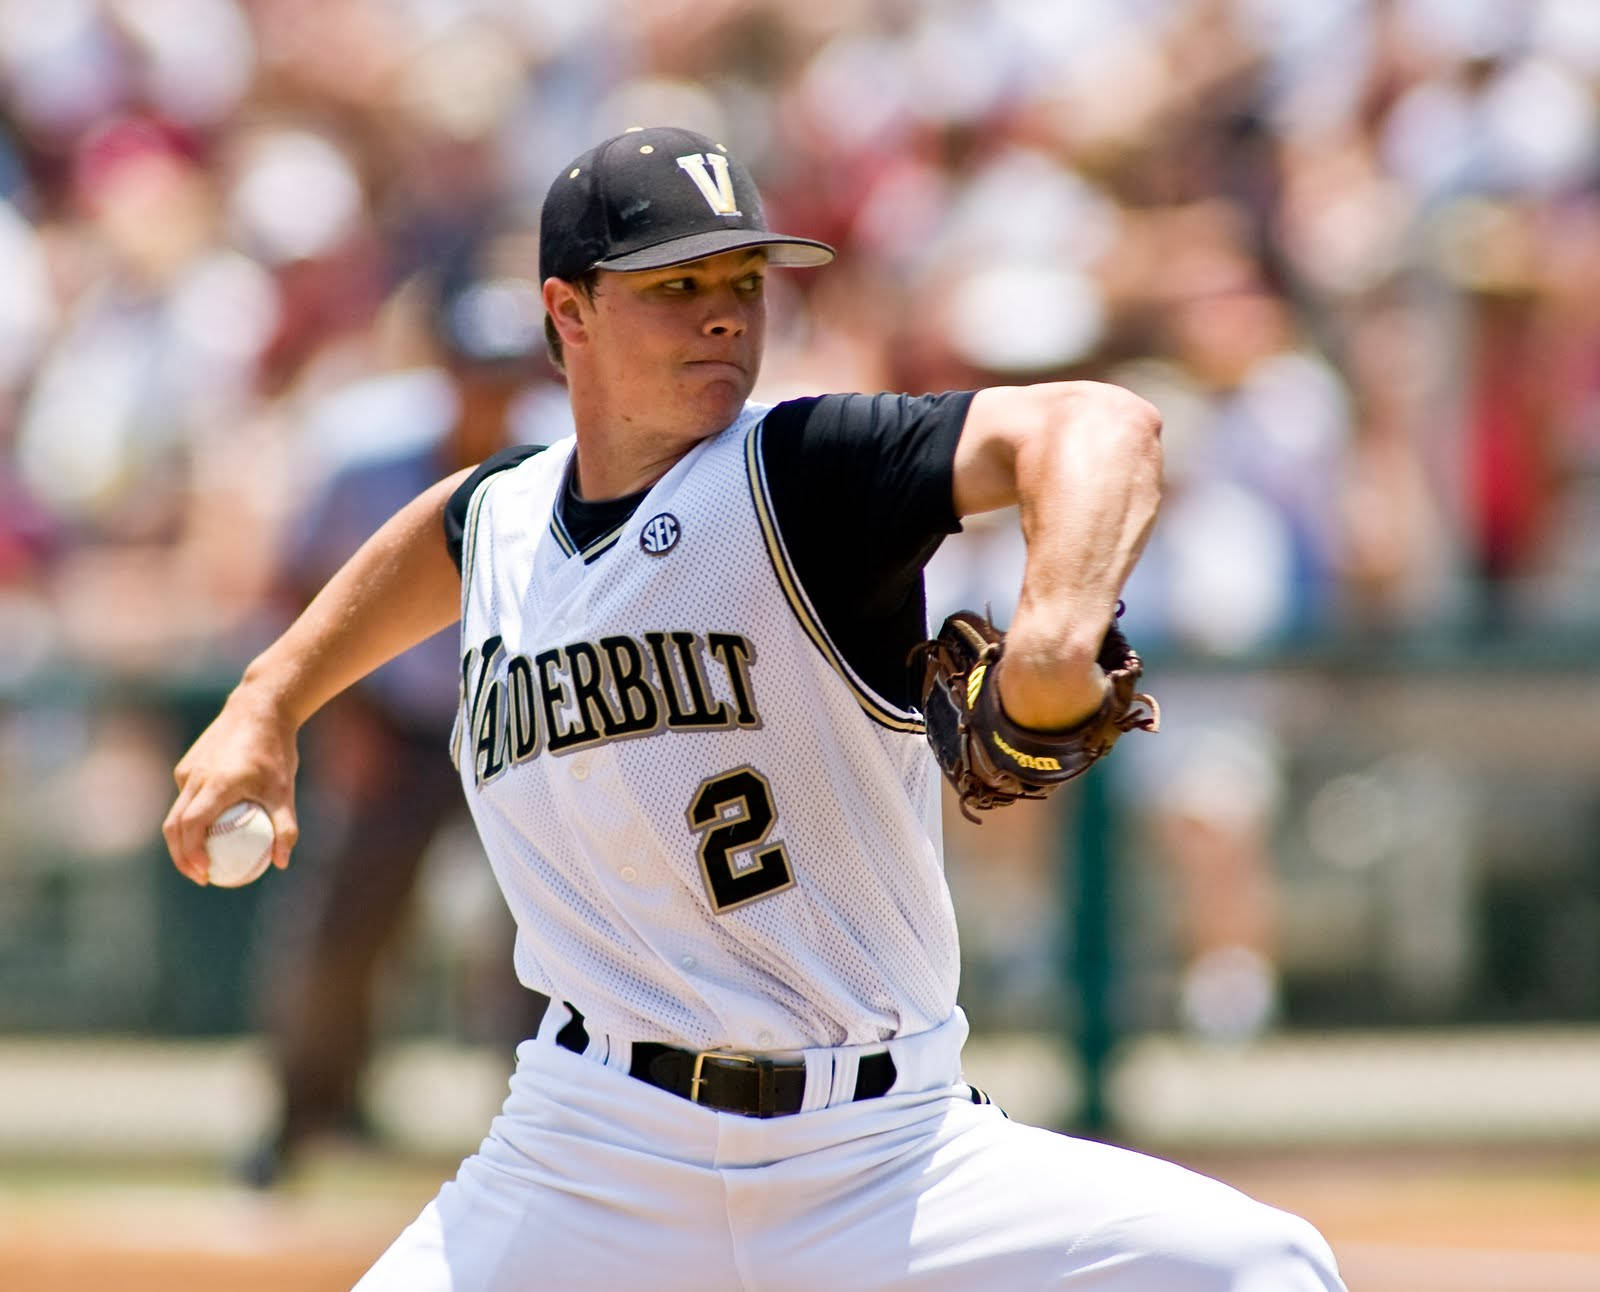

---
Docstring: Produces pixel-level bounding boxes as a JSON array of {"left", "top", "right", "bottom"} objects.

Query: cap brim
[{"left": 594, "top": 229, "right": 835, "bottom": 273}]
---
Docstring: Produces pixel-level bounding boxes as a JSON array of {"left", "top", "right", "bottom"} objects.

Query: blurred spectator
[
  {"left": 13, "top": 112, "right": 287, "bottom": 670},
  {"left": 2, "top": 0, "right": 1596, "bottom": 661},
  {"left": 239, "top": 223, "right": 555, "bottom": 1185}
]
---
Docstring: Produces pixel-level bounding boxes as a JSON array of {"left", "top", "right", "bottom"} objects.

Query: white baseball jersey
[
  {"left": 370, "top": 407, "right": 1348, "bottom": 1292},
  {"left": 451, "top": 403, "right": 960, "bottom": 1051}
]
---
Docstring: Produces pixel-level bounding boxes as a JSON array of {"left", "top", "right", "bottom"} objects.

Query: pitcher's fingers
[
  {"left": 163, "top": 781, "right": 209, "bottom": 885},
  {"left": 268, "top": 803, "right": 299, "bottom": 870},
  {"left": 185, "top": 778, "right": 256, "bottom": 886}
]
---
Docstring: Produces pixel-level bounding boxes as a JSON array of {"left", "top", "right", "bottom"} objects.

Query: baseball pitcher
[{"left": 165, "top": 127, "right": 1344, "bottom": 1291}]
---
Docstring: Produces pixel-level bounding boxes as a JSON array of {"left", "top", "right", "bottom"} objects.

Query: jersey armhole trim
[
  {"left": 746, "top": 421, "right": 925, "bottom": 735},
  {"left": 451, "top": 471, "right": 502, "bottom": 769},
  {"left": 458, "top": 470, "right": 499, "bottom": 610}
]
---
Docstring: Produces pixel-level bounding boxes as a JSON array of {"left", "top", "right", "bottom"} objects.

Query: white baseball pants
[{"left": 355, "top": 1008, "right": 1345, "bottom": 1290}]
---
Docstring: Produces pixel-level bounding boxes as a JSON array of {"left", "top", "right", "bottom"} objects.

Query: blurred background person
[
  {"left": 238, "top": 222, "right": 557, "bottom": 1185},
  {"left": 1108, "top": 200, "right": 1356, "bottom": 1041}
]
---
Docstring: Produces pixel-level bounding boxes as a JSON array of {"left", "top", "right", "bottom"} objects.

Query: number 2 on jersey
[{"left": 687, "top": 766, "right": 795, "bottom": 913}]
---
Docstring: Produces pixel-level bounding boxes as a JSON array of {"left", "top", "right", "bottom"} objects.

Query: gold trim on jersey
[
  {"left": 548, "top": 514, "right": 628, "bottom": 564},
  {"left": 745, "top": 422, "right": 925, "bottom": 734},
  {"left": 548, "top": 517, "right": 577, "bottom": 557},
  {"left": 582, "top": 527, "right": 626, "bottom": 561},
  {"left": 459, "top": 469, "right": 498, "bottom": 596},
  {"left": 452, "top": 475, "right": 503, "bottom": 770}
]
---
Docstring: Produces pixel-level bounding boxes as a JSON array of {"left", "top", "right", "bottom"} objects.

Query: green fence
[{"left": 3, "top": 641, "right": 1598, "bottom": 1068}]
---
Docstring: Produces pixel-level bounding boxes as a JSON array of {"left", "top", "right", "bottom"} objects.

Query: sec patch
[{"left": 640, "top": 513, "right": 681, "bottom": 555}]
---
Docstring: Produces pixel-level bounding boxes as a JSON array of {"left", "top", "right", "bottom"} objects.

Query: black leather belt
[{"left": 554, "top": 1006, "right": 896, "bottom": 1118}]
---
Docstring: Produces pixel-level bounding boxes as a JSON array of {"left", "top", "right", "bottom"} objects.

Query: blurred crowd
[
  {"left": 3, "top": 0, "right": 1600, "bottom": 1060},
  {"left": 3, "top": 0, "right": 1600, "bottom": 684}
]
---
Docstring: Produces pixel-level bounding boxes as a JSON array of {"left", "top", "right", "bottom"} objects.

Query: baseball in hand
[{"left": 205, "top": 801, "right": 276, "bottom": 887}]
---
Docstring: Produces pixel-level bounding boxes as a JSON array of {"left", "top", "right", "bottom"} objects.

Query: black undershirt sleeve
[
  {"left": 758, "top": 391, "right": 974, "bottom": 712},
  {"left": 444, "top": 443, "right": 548, "bottom": 571}
]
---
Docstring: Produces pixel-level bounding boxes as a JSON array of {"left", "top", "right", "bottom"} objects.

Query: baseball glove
[{"left": 912, "top": 607, "right": 1159, "bottom": 821}]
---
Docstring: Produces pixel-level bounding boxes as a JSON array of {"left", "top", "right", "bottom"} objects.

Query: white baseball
[{"left": 205, "top": 800, "right": 276, "bottom": 887}]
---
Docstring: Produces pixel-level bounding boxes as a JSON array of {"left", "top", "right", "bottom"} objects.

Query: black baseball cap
[{"left": 539, "top": 126, "right": 834, "bottom": 282}]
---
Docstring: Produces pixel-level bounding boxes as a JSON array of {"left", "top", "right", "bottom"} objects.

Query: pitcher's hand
[{"left": 163, "top": 685, "right": 300, "bottom": 885}]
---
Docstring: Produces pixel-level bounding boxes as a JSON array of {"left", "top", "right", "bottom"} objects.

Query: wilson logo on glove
[{"left": 989, "top": 732, "right": 1063, "bottom": 773}]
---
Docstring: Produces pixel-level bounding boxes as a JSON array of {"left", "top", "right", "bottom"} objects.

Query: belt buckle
[{"left": 689, "top": 1050, "right": 776, "bottom": 1116}]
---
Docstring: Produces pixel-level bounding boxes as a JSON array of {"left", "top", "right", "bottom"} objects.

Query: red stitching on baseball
[{"left": 208, "top": 806, "right": 259, "bottom": 837}]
